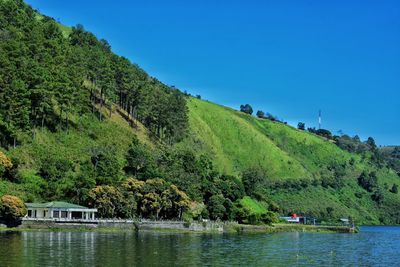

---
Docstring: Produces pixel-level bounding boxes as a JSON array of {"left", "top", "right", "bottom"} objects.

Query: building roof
[{"left": 26, "top": 201, "right": 89, "bottom": 209}]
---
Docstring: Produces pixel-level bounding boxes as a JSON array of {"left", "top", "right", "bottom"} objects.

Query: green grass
[
  {"left": 183, "top": 98, "right": 310, "bottom": 179},
  {"left": 239, "top": 196, "right": 267, "bottom": 214},
  {"left": 58, "top": 23, "right": 72, "bottom": 37},
  {"left": 183, "top": 97, "right": 359, "bottom": 180},
  {"left": 35, "top": 11, "right": 72, "bottom": 38}
]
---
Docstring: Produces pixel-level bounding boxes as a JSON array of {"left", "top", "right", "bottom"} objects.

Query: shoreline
[{"left": 0, "top": 221, "right": 358, "bottom": 234}]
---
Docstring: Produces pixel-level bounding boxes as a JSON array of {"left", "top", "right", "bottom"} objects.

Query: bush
[
  {"left": 297, "top": 122, "right": 305, "bottom": 130},
  {"left": 88, "top": 185, "right": 125, "bottom": 218},
  {"left": 256, "top": 110, "right": 265, "bottom": 119},
  {"left": 214, "top": 175, "right": 245, "bottom": 201},
  {"left": 0, "top": 151, "right": 12, "bottom": 178},
  {"left": 372, "top": 188, "right": 384, "bottom": 205},
  {"left": 261, "top": 211, "right": 279, "bottom": 225},
  {"left": 236, "top": 205, "right": 260, "bottom": 224},
  {"left": 0, "top": 195, "right": 27, "bottom": 226},
  {"left": 242, "top": 167, "right": 265, "bottom": 197},
  {"left": 319, "top": 129, "right": 332, "bottom": 139},
  {"left": 240, "top": 104, "right": 253, "bottom": 115},
  {"left": 358, "top": 172, "right": 378, "bottom": 192},
  {"left": 235, "top": 203, "right": 278, "bottom": 225},
  {"left": 207, "top": 194, "right": 226, "bottom": 220}
]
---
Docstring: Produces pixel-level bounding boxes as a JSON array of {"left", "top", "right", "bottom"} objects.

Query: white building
[
  {"left": 281, "top": 216, "right": 301, "bottom": 223},
  {"left": 25, "top": 201, "right": 97, "bottom": 221}
]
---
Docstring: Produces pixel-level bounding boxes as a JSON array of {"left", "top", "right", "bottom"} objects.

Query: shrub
[
  {"left": 240, "top": 104, "right": 253, "bottom": 115},
  {"left": 358, "top": 172, "right": 378, "bottom": 192},
  {"left": 256, "top": 110, "right": 265, "bottom": 119},
  {"left": 0, "top": 195, "right": 27, "bottom": 226},
  {"left": 207, "top": 194, "right": 226, "bottom": 220},
  {"left": 372, "top": 188, "right": 384, "bottom": 205},
  {"left": 297, "top": 122, "right": 305, "bottom": 130},
  {"left": 242, "top": 167, "right": 265, "bottom": 197},
  {"left": 261, "top": 211, "right": 279, "bottom": 225},
  {"left": 88, "top": 185, "right": 124, "bottom": 218},
  {"left": 0, "top": 151, "right": 12, "bottom": 178}
]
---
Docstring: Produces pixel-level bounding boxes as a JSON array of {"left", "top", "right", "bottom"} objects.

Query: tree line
[
  {"left": 0, "top": 133, "right": 279, "bottom": 224},
  {"left": 238, "top": 101, "right": 398, "bottom": 175}
]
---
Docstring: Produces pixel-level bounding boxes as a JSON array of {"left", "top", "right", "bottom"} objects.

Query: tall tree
[
  {"left": 256, "top": 110, "right": 265, "bottom": 118},
  {"left": 240, "top": 104, "right": 253, "bottom": 115}
]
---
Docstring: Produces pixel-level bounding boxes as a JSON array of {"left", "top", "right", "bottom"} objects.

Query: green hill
[
  {"left": 183, "top": 98, "right": 354, "bottom": 179},
  {"left": 179, "top": 98, "right": 400, "bottom": 224}
]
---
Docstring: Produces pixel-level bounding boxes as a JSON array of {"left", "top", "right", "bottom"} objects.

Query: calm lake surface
[{"left": 0, "top": 226, "right": 399, "bottom": 266}]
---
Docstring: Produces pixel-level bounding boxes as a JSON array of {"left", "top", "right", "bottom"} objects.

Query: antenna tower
[{"left": 318, "top": 110, "right": 322, "bottom": 129}]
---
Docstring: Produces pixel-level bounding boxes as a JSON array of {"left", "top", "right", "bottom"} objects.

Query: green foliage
[
  {"left": 214, "top": 175, "right": 245, "bottom": 201},
  {"left": 379, "top": 146, "right": 400, "bottom": 173},
  {"left": 124, "top": 136, "right": 155, "bottom": 179},
  {"left": 239, "top": 196, "right": 267, "bottom": 215},
  {"left": 90, "top": 145, "right": 123, "bottom": 185},
  {"left": 256, "top": 110, "right": 265, "bottom": 118},
  {"left": 358, "top": 171, "right": 378, "bottom": 192},
  {"left": 242, "top": 167, "right": 265, "bottom": 198},
  {"left": 236, "top": 197, "right": 279, "bottom": 225},
  {"left": 315, "top": 129, "right": 333, "bottom": 139},
  {"left": 87, "top": 177, "right": 191, "bottom": 220},
  {"left": 88, "top": 185, "right": 124, "bottom": 218},
  {"left": 366, "top": 137, "right": 377, "bottom": 150},
  {"left": 297, "top": 122, "right": 305, "bottom": 130},
  {"left": 17, "top": 169, "right": 46, "bottom": 200},
  {"left": 335, "top": 135, "right": 391, "bottom": 170},
  {"left": 207, "top": 194, "right": 226, "bottom": 220},
  {"left": 240, "top": 104, "right": 253, "bottom": 115},
  {"left": 371, "top": 188, "right": 384, "bottom": 205},
  {"left": 0, "top": 151, "right": 12, "bottom": 177}
]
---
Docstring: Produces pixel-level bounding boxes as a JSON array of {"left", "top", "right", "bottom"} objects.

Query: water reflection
[{"left": 0, "top": 226, "right": 400, "bottom": 266}]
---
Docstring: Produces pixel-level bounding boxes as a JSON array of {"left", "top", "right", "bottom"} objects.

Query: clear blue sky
[{"left": 26, "top": 0, "right": 400, "bottom": 145}]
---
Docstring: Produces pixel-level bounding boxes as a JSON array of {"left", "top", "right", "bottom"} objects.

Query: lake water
[{"left": 0, "top": 226, "right": 399, "bottom": 266}]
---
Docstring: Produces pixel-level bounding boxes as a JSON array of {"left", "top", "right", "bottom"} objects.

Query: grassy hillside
[
  {"left": 183, "top": 98, "right": 354, "bottom": 179},
  {"left": 183, "top": 99, "right": 308, "bottom": 179},
  {"left": 180, "top": 97, "right": 400, "bottom": 224}
]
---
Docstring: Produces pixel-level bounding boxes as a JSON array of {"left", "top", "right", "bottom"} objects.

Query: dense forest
[{"left": 1, "top": 0, "right": 400, "bottom": 225}]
